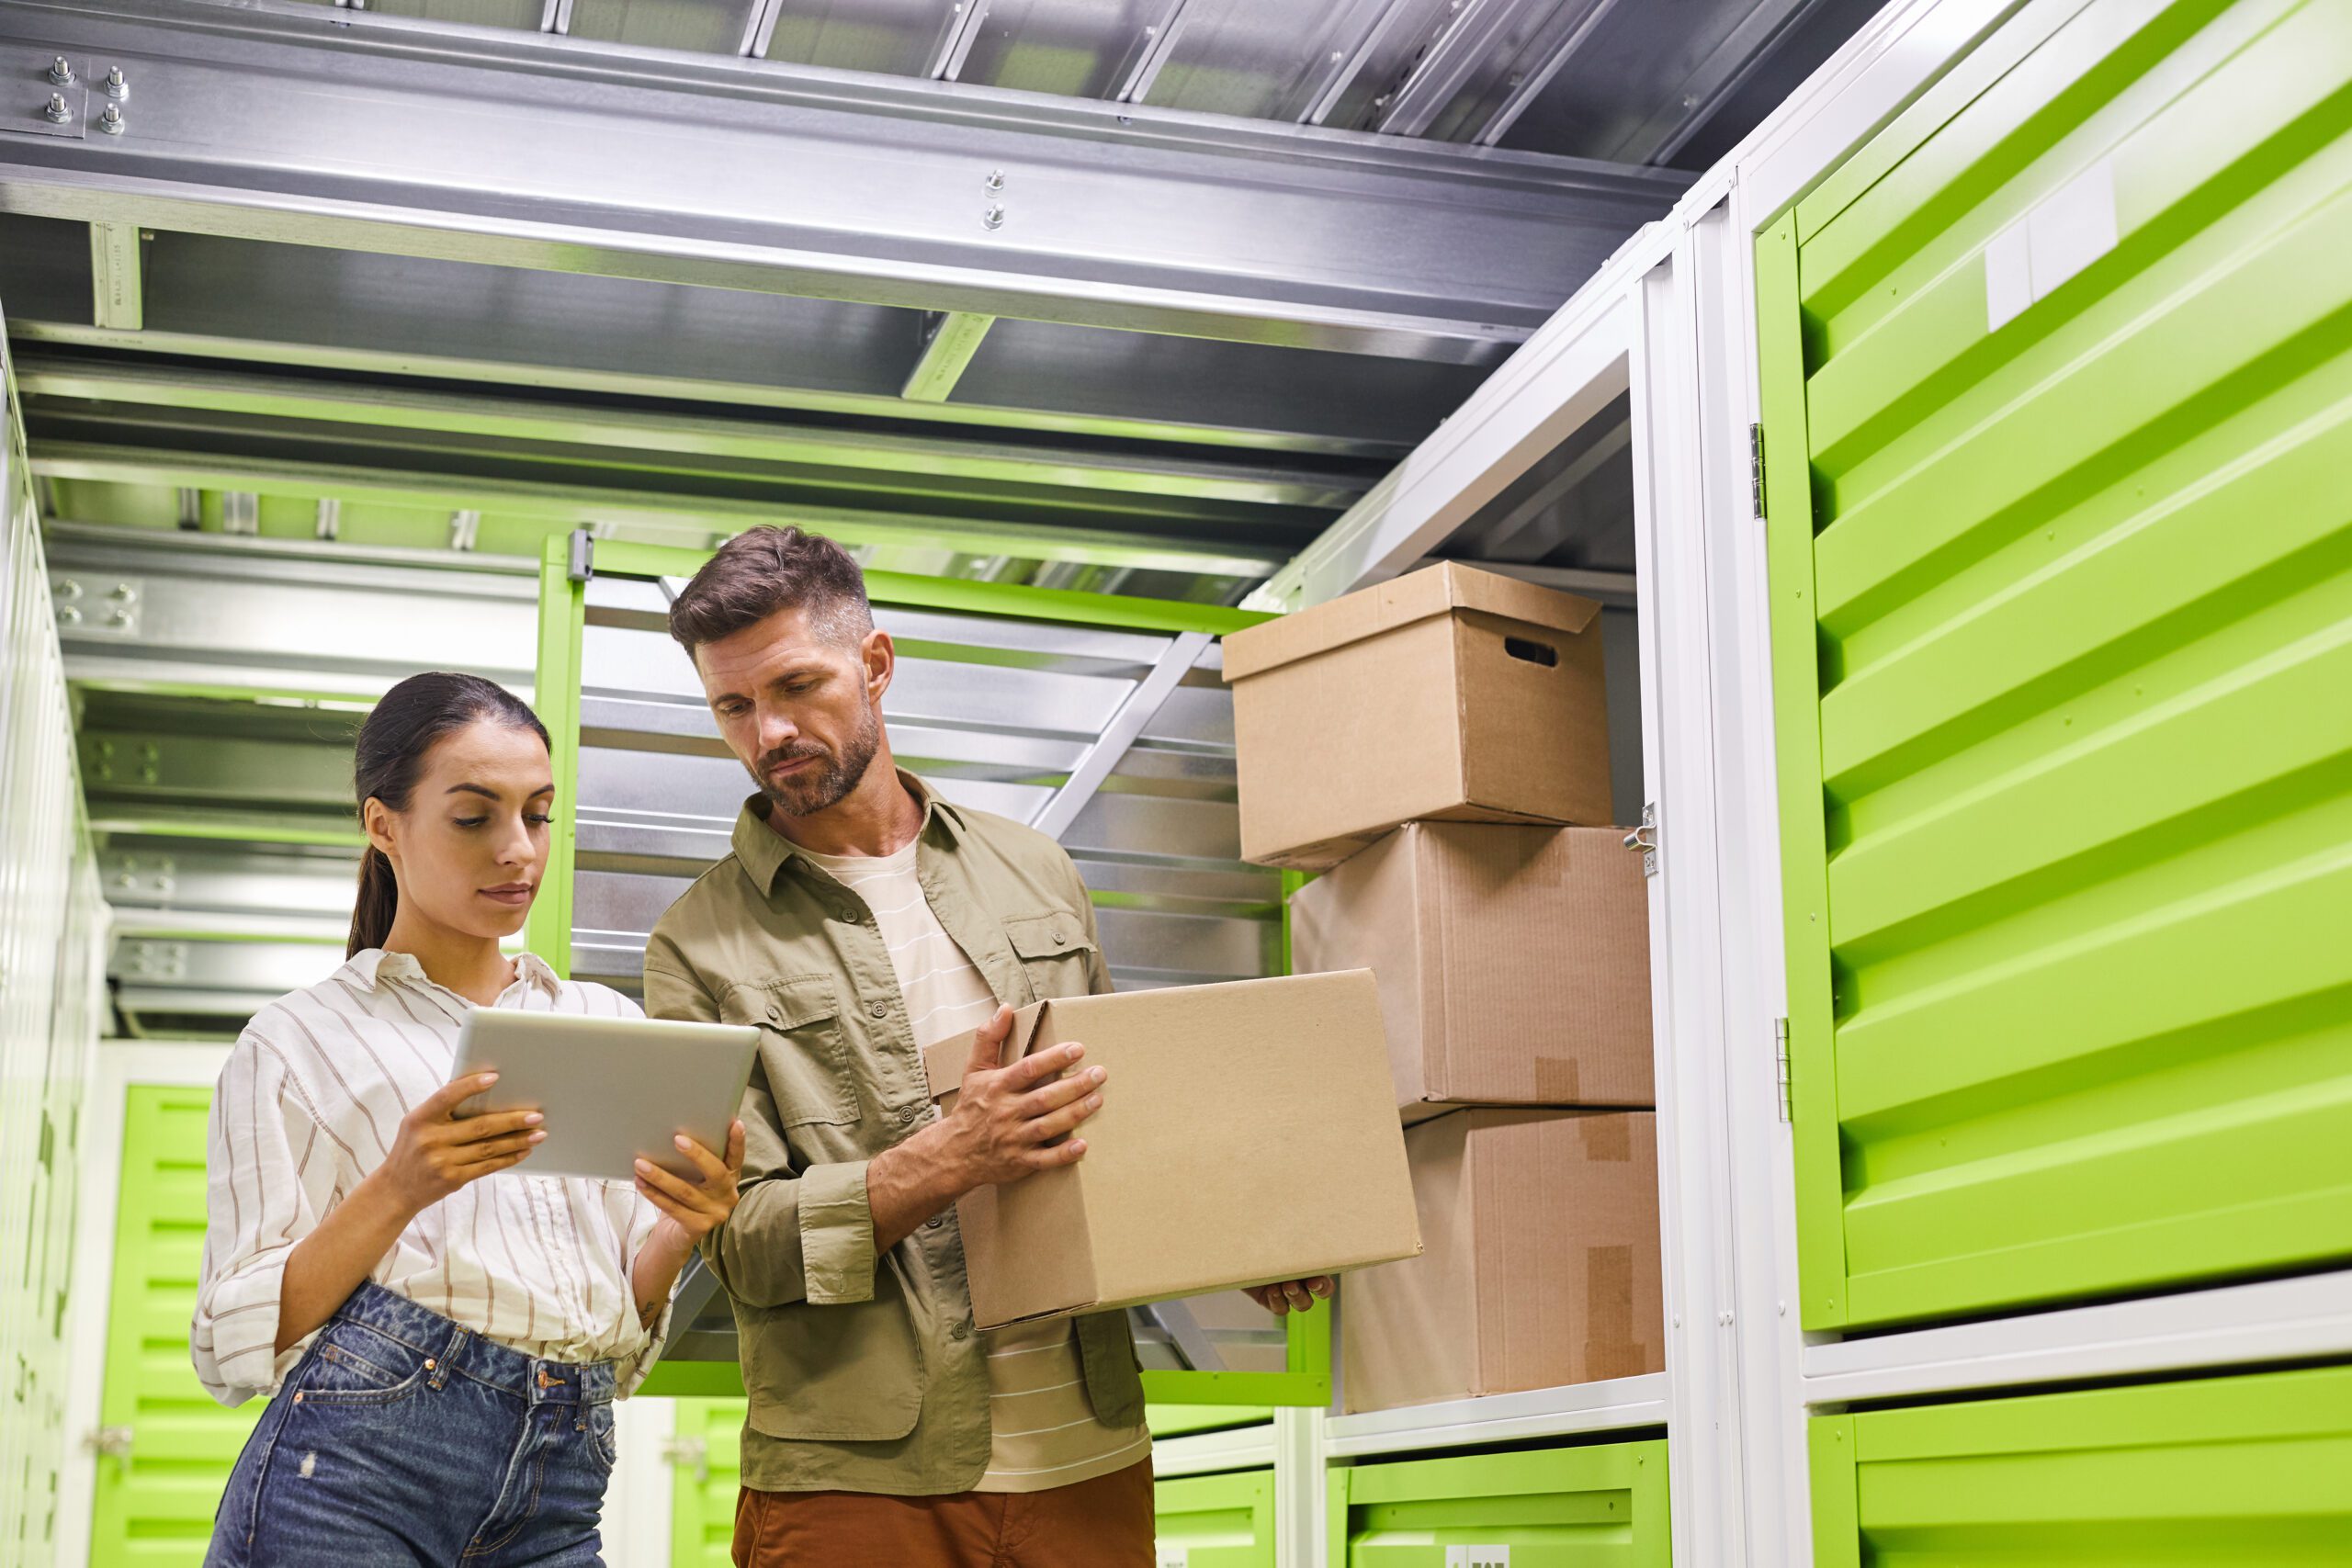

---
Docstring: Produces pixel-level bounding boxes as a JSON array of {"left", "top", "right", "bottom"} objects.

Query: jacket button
[
  {"left": 869, "top": 1002, "right": 887, "bottom": 1019},
  {"left": 897, "top": 1105, "right": 918, "bottom": 1125},
  {"left": 950, "top": 1321, "right": 971, "bottom": 1341},
  {"left": 1052, "top": 931, "right": 1067, "bottom": 946},
  {"left": 925, "top": 1214, "right": 944, "bottom": 1229}
]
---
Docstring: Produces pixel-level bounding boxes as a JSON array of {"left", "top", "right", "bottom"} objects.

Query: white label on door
[
  {"left": 1985, "top": 156, "right": 2119, "bottom": 332},
  {"left": 1157, "top": 1549, "right": 1191, "bottom": 1568},
  {"left": 1445, "top": 1548, "right": 1510, "bottom": 1568}
]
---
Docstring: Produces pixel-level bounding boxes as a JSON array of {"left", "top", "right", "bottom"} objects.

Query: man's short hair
[{"left": 665, "top": 525, "right": 876, "bottom": 657}]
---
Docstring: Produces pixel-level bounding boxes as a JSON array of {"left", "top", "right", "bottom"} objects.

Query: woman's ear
[{"left": 361, "top": 796, "right": 400, "bottom": 866}]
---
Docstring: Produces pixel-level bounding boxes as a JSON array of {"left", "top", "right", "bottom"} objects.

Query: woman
[{"left": 195, "top": 671, "right": 744, "bottom": 1567}]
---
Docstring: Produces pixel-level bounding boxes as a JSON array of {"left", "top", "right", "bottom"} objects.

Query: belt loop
[{"left": 429, "top": 1326, "right": 463, "bottom": 1391}]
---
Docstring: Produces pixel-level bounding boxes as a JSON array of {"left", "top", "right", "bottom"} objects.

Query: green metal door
[
  {"left": 668, "top": 1397, "right": 747, "bottom": 1568},
  {"left": 1759, "top": 0, "right": 2352, "bottom": 1330},
  {"left": 1328, "top": 1442, "right": 1670, "bottom": 1567},
  {"left": 1155, "top": 1468, "right": 1276, "bottom": 1568},
  {"left": 90, "top": 1084, "right": 264, "bottom": 1567},
  {"left": 1811, "top": 1362, "right": 2352, "bottom": 1561}
]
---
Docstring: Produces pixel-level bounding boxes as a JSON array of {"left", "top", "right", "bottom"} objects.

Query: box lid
[{"left": 1220, "top": 561, "right": 1603, "bottom": 682}]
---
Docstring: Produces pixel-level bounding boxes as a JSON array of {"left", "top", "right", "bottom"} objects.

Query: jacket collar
[{"left": 731, "top": 768, "right": 967, "bottom": 896}]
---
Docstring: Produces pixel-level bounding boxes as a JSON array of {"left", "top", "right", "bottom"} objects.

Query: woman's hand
[
  {"left": 634, "top": 1120, "right": 746, "bottom": 1247},
  {"left": 379, "top": 1072, "right": 545, "bottom": 1215},
  {"left": 1246, "top": 1277, "right": 1336, "bottom": 1315}
]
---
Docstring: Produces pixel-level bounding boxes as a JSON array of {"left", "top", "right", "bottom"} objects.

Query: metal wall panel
[
  {"left": 1328, "top": 1440, "right": 1671, "bottom": 1566},
  {"left": 1763, "top": 0, "right": 2352, "bottom": 1329},
  {"left": 0, "top": 317, "right": 107, "bottom": 1568},
  {"left": 1808, "top": 1364, "right": 2352, "bottom": 1562}
]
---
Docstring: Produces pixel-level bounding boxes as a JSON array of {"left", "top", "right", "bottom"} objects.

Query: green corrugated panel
[
  {"left": 1811, "top": 1362, "right": 2352, "bottom": 1562},
  {"left": 1761, "top": 0, "right": 2352, "bottom": 1329},
  {"left": 90, "top": 1086, "right": 266, "bottom": 1568},
  {"left": 1156, "top": 1467, "right": 1276, "bottom": 1568},
  {"left": 1148, "top": 1404, "right": 1276, "bottom": 1438},
  {"left": 1328, "top": 1441, "right": 1669, "bottom": 1567},
  {"left": 669, "top": 1397, "right": 749, "bottom": 1568}
]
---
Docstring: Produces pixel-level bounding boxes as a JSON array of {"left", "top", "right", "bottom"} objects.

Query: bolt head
[
  {"left": 45, "top": 92, "right": 71, "bottom": 123},
  {"left": 983, "top": 203, "right": 1005, "bottom": 230},
  {"left": 49, "top": 56, "right": 73, "bottom": 84}
]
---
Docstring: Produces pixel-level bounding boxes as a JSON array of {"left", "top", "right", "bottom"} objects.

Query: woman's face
[{"left": 365, "top": 719, "right": 554, "bottom": 943}]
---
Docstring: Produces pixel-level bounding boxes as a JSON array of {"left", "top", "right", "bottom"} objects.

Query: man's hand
[
  {"left": 937, "top": 1005, "right": 1107, "bottom": 1188},
  {"left": 1246, "top": 1277, "right": 1336, "bottom": 1315}
]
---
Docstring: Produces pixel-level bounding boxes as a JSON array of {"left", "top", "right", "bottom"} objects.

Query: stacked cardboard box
[{"left": 1223, "top": 562, "right": 1666, "bottom": 1413}]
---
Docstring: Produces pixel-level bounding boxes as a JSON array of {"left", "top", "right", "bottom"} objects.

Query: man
[{"left": 641, "top": 526, "right": 1329, "bottom": 1568}]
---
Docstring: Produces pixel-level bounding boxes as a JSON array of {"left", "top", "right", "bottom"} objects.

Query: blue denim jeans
[{"left": 206, "top": 1281, "right": 621, "bottom": 1566}]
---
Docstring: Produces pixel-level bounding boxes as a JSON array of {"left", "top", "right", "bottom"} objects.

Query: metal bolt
[
  {"left": 58, "top": 605, "right": 82, "bottom": 626},
  {"left": 49, "top": 56, "right": 74, "bottom": 85},
  {"left": 983, "top": 203, "right": 1005, "bottom": 230},
  {"left": 57, "top": 578, "right": 83, "bottom": 600},
  {"left": 109, "top": 582, "right": 136, "bottom": 603},
  {"left": 107, "top": 65, "right": 128, "bottom": 99},
  {"left": 44, "top": 92, "right": 70, "bottom": 124},
  {"left": 983, "top": 168, "right": 1004, "bottom": 193},
  {"left": 107, "top": 607, "right": 131, "bottom": 626},
  {"left": 99, "top": 102, "right": 122, "bottom": 134}
]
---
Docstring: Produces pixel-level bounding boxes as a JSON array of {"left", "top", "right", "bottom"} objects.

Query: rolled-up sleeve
[
  {"left": 644, "top": 956, "right": 878, "bottom": 1310},
  {"left": 192, "top": 1032, "right": 330, "bottom": 1406}
]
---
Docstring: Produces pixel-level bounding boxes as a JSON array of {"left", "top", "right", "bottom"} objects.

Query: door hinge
[
  {"left": 1623, "top": 803, "right": 1658, "bottom": 878},
  {"left": 1748, "top": 423, "right": 1767, "bottom": 520},
  {"left": 1774, "top": 1017, "right": 1792, "bottom": 1122}
]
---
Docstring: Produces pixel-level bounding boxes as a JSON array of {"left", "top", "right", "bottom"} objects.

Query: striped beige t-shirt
[{"left": 803, "top": 842, "right": 1151, "bottom": 1493}]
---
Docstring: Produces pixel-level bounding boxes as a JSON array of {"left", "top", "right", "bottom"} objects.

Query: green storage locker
[
  {"left": 1155, "top": 1468, "right": 1276, "bottom": 1568},
  {"left": 90, "top": 1085, "right": 265, "bottom": 1568},
  {"left": 1149, "top": 1404, "right": 1276, "bottom": 1438},
  {"left": 1327, "top": 1442, "right": 1668, "bottom": 1567},
  {"left": 1759, "top": 0, "right": 2352, "bottom": 1331},
  {"left": 669, "top": 1396, "right": 748, "bottom": 1568},
  {"left": 1811, "top": 1361, "right": 2352, "bottom": 1561}
]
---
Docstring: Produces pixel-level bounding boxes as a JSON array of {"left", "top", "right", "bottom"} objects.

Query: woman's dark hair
[{"left": 348, "top": 672, "right": 550, "bottom": 957}]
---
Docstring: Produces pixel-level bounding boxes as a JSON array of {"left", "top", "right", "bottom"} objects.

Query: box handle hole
[{"left": 1504, "top": 637, "right": 1558, "bottom": 668}]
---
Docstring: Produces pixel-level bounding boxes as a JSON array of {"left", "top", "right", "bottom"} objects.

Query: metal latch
[
  {"left": 1748, "top": 423, "right": 1767, "bottom": 520},
  {"left": 662, "top": 1435, "right": 710, "bottom": 1483},
  {"left": 1774, "top": 1018, "right": 1792, "bottom": 1123},
  {"left": 565, "top": 526, "right": 596, "bottom": 584},
  {"left": 1623, "top": 804, "right": 1658, "bottom": 878}
]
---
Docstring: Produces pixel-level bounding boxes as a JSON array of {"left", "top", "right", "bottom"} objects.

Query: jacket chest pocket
[
  {"left": 1003, "top": 911, "right": 1098, "bottom": 1002},
  {"left": 721, "top": 976, "right": 860, "bottom": 1128}
]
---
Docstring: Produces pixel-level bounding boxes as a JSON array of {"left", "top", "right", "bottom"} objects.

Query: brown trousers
[{"left": 731, "top": 1459, "right": 1155, "bottom": 1568}]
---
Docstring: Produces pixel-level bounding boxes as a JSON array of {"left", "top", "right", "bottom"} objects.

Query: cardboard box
[
  {"left": 1291, "top": 823, "right": 1653, "bottom": 1121},
  {"left": 1340, "top": 1109, "right": 1663, "bottom": 1414},
  {"left": 922, "top": 971, "right": 1422, "bottom": 1331},
  {"left": 1221, "top": 563, "right": 1611, "bottom": 870}
]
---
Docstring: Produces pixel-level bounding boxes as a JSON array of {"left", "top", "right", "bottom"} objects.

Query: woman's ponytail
[
  {"left": 346, "top": 672, "right": 550, "bottom": 959},
  {"left": 346, "top": 846, "right": 402, "bottom": 959}
]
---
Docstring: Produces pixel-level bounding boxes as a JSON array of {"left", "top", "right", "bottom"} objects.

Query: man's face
[{"left": 695, "top": 604, "right": 889, "bottom": 818}]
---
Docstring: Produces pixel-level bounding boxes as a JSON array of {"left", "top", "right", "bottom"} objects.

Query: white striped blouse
[{"left": 192, "top": 946, "right": 673, "bottom": 1407}]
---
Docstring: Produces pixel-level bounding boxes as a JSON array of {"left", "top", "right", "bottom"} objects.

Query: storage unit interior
[{"left": 6, "top": 0, "right": 2348, "bottom": 1564}]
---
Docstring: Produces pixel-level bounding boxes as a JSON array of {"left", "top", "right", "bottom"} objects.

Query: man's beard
[{"left": 754, "top": 705, "right": 882, "bottom": 818}]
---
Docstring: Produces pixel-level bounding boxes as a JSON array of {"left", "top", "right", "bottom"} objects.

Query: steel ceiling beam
[
  {"left": 31, "top": 444, "right": 1292, "bottom": 578},
  {"left": 14, "top": 356, "right": 1369, "bottom": 508},
  {"left": 0, "top": 0, "right": 1686, "bottom": 362}
]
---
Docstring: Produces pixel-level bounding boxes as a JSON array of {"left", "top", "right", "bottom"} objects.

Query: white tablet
[{"left": 451, "top": 1008, "right": 761, "bottom": 1183}]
